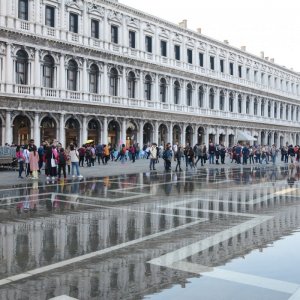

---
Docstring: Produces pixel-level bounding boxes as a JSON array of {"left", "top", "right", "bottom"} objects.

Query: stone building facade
[{"left": 0, "top": 0, "right": 300, "bottom": 147}]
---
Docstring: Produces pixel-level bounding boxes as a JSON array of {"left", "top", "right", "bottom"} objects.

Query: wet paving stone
[{"left": 0, "top": 165, "right": 300, "bottom": 299}]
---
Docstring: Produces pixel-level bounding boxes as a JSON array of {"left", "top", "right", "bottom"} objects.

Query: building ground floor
[{"left": 0, "top": 98, "right": 299, "bottom": 148}]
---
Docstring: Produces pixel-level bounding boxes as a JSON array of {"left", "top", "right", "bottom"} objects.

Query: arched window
[
  {"left": 246, "top": 97, "right": 250, "bottom": 114},
  {"left": 268, "top": 101, "right": 271, "bottom": 118},
  {"left": 198, "top": 86, "right": 204, "bottom": 107},
  {"left": 274, "top": 103, "right": 277, "bottom": 118},
  {"left": 254, "top": 98, "right": 258, "bottom": 115},
  {"left": 174, "top": 81, "right": 180, "bottom": 105},
  {"left": 219, "top": 90, "right": 225, "bottom": 111},
  {"left": 186, "top": 84, "right": 192, "bottom": 106},
  {"left": 67, "top": 60, "right": 78, "bottom": 91},
  {"left": 229, "top": 92, "right": 234, "bottom": 112},
  {"left": 127, "top": 71, "right": 136, "bottom": 98},
  {"left": 89, "top": 64, "right": 99, "bottom": 93},
  {"left": 16, "top": 50, "right": 28, "bottom": 85},
  {"left": 109, "top": 68, "right": 118, "bottom": 96},
  {"left": 43, "top": 55, "right": 55, "bottom": 88},
  {"left": 209, "top": 88, "right": 214, "bottom": 109},
  {"left": 238, "top": 94, "right": 242, "bottom": 113},
  {"left": 144, "top": 75, "right": 152, "bottom": 100},
  {"left": 160, "top": 78, "right": 167, "bottom": 102},
  {"left": 18, "top": 0, "right": 28, "bottom": 20},
  {"left": 261, "top": 101, "right": 265, "bottom": 117}
]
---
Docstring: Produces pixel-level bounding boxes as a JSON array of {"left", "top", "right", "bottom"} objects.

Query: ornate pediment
[
  {"left": 107, "top": 9, "right": 123, "bottom": 24},
  {"left": 65, "top": 0, "right": 83, "bottom": 11},
  {"left": 144, "top": 22, "right": 155, "bottom": 34},
  {"left": 87, "top": 3, "right": 105, "bottom": 17},
  {"left": 173, "top": 33, "right": 183, "bottom": 43},
  {"left": 159, "top": 28, "right": 169, "bottom": 39},
  {"left": 126, "top": 16, "right": 140, "bottom": 29}
]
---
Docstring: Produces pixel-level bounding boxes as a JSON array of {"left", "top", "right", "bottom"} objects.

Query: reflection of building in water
[{"left": 1, "top": 174, "right": 300, "bottom": 299}]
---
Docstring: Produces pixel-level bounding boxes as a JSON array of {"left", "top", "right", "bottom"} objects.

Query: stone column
[
  {"left": 193, "top": 126, "right": 198, "bottom": 146},
  {"left": 34, "top": 112, "right": 40, "bottom": 146},
  {"left": 103, "top": 64, "right": 108, "bottom": 96},
  {"left": 6, "top": 44, "right": 13, "bottom": 93},
  {"left": 215, "top": 89, "right": 220, "bottom": 110},
  {"left": 168, "top": 122, "right": 173, "bottom": 145},
  {"left": 59, "top": 113, "right": 65, "bottom": 147},
  {"left": 34, "top": 48, "right": 41, "bottom": 96},
  {"left": 138, "top": 120, "right": 144, "bottom": 146},
  {"left": 181, "top": 124, "right": 187, "bottom": 146},
  {"left": 283, "top": 104, "right": 287, "bottom": 121},
  {"left": 121, "top": 119, "right": 126, "bottom": 144},
  {"left": 59, "top": 54, "right": 66, "bottom": 98},
  {"left": 82, "top": 59, "right": 88, "bottom": 93},
  {"left": 139, "top": 70, "right": 144, "bottom": 100},
  {"left": 154, "top": 121, "right": 159, "bottom": 144},
  {"left": 102, "top": 117, "right": 108, "bottom": 145},
  {"left": 224, "top": 90, "right": 229, "bottom": 112},
  {"left": 5, "top": 111, "right": 12, "bottom": 144},
  {"left": 242, "top": 95, "right": 247, "bottom": 114},
  {"left": 82, "top": 116, "right": 87, "bottom": 144},
  {"left": 169, "top": 80, "right": 174, "bottom": 104},
  {"left": 155, "top": 75, "right": 159, "bottom": 102},
  {"left": 257, "top": 99, "right": 262, "bottom": 116},
  {"left": 122, "top": 70, "right": 127, "bottom": 99}
]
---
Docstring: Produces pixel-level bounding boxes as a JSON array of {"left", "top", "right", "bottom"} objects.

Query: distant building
[{"left": 0, "top": 0, "right": 299, "bottom": 147}]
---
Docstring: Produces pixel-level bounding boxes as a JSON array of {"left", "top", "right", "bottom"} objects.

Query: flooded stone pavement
[{"left": 0, "top": 165, "right": 300, "bottom": 300}]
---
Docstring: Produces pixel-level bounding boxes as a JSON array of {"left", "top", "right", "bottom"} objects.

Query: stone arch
[
  {"left": 143, "top": 122, "right": 154, "bottom": 145},
  {"left": 126, "top": 119, "right": 138, "bottom": 147},
  {"left": 158, "top": 123, "right": 168, "bottom": 147},
  {"left": 173, "top": 124, "right": 181, "bottom": 144},
  {"left": 13, "top": 115, "right": 32, "bottom": 145},
  {"left": 87, "top": 118, "right": 101, "bottom": 145},
  {"left": 40, "top": 116, "right": 57, "bottom": 144},
  {"left": 185, "top": 125, "right": 193, "bottom": 146},
  {"left": 65, "top": 117, "right": 81, "bottom": 147},
  {"left": 107, "top": 119, "right": 121, "bottom": 147},
  {"left": 197, "top": 126, "right": 205, "bottom": 144}
]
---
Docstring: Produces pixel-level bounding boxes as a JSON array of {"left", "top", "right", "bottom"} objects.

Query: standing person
[
  {"left": 65, "top": 146, "right": 71, "bottom": 175},
  {"left": 149, "top": 143, "right": 158, "bottom": 170},
  {"left": 270, "top": 144, "right": 278, "bottom": 165},
  {"left": 50, "top": 145, "right": 58, "bottom": 180},
  {"left": 187, "top": 146, "right": 195, "bottom": 169},
  {"left": 29, "top": 145, "right": 39, "bottom": 180},
  {"left": 38, "top": 143, "right": 45, "bottom": 173},
  {"left": 249, "top": 146, "right": 255, "bottom": 164},
  {"left": 242, "top": 145, "right": 249, "bottom": 165},
  {"left": 219, "top": 144, "right": 226, "bottom": 164},
  {"left": 57, "top": 148, "right": 67, "bottom": 180},
  {"left": 103, "top": 145, "right": 110, "bottom": 164},
  {"left": 208, "top": 142, "right": 216, "bottom": 164},
  {"left": 183, "top": 144, "right": 189, "bottom": 169},
  {"left": 174, "top": 146, "right": 183, "bottom": 171},
  {"left": 78, "top": 145, "right": 86, "bottom": 167},
  {"left": 129, "top": 144, "right": 136, "bottom": 163},
  {"left": 96, "top": 143, "right": 103, "bottom": 165},
  {"left": 215, "top": 144, "right": 220, "bottom": 165},
  {"left": 16, "top": 145, "right": 25, "bottom": 179},
  {"left": 70, "top": 145, "right": 83, "bottom": 178},
  {"left": 23, "top": 145, "right": 30, "bottom": 177},
  {"left": 163, "top": 143, "right": 173, "bottom": 171},
  {"left": 235, "top": 144, "right": 242, "bottom": 164}
]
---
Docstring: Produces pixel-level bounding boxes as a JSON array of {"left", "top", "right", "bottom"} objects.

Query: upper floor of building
[{"left": 1, "top": 0, "right": 300, "bottom": 100}]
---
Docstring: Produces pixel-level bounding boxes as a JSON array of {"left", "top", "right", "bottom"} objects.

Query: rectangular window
[
  {"left": 174, "top": 45, "right": 180, "bottom": 60},
  {"left": 254, "top": 71, "right": 258, "bottom": 82},
  {"left": 229, "top": 62, "right": 234, "bottom": 75},
  {"left": 18, "top": 0, "right": 28, "bottom": 20},
  {"left": 129, "top": 30, "right": 136, "bottom": 48},
  {"left": 238, "top": 65, "right": 242, "bottom": 78},
  {"left": 220, "top": 59, "right": 224, "bottom": 73},
  {"left": 199, "top": 53, "right": 204, "bottom": 67},
  {"left": 45, "top": 5, "right": 55, "bottom": 27},
  {"left": 145, "top": 36, "right": 152, "bottom": 53},
  {"left": 161, "top": 40, "right": 167, "bottom": 57},
  {"left": 246, "top": 68, "right": 250, "bottom": 80},
  {"left": 111, "top": 25, "right": 118, "bottom": 44},
  {"left": 187, "top": 49, "right": 193, "bottom": 64},
  {"left": 261, "top": 73, "right": 265, "bottom": 84},
  {"left": 210, "top": 56, "right": 215, "bottom": 70},
  {"left": 69, "top": 13, "right": 78, "bottom": 33},
  {"left": 91, "top": 19, "right": 99, "bottom": 39}
]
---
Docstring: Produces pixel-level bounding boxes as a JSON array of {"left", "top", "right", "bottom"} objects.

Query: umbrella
[{"left": 85, "top": 139, "right": 94, "bottom": 144}]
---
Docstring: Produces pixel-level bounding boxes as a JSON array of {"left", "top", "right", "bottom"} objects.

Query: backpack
[{"left": 59, "top": 152, "right": 66, "bottom": 164}]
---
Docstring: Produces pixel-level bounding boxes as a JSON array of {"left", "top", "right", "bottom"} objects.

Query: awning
[{"left": 236, "top": 131, "right": 257, "bottom": 141}]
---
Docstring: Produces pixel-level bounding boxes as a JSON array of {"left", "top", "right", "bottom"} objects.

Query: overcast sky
[{"left": 119, "top": 0, "right": 300, "bottom": 72}]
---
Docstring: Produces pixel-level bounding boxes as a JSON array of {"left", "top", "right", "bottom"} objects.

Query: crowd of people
[{"left": 5, "top": 138, "right": 300, "bottom": 180}]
